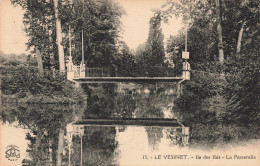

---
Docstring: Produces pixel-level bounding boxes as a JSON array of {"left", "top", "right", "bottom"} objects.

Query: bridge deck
[
  {"left": 73, "top": 77, "right": 184, "bottom": 83},
  {"left": 74, "top": 118, "right": 183, "bottom": 127}
]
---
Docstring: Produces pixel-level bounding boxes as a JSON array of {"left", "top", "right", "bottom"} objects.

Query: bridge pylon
[
  {"left": 79, "top": 62, "right": 85, "bottom": 78},
  {"left": 66, "top": 55, "right": 74, "bottom": 81},
  {"left": 181, "top": 51, "right": 191, "bottom": 80}
]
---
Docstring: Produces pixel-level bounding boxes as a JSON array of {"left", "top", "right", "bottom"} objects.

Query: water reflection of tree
[
  {"left": 145, "top": 127, "right": 163, "bottom": 151},
  {"left": 70, "top": 126, "right": 119, "bottom": 166},
  {"left": 135, "top": 104, "right": 165, "bottom": 151},
  {"left": 84, "top": 84, "right": 118, "bottom": 118},
  {"left": 114, "top": 94, "right": 136, "bottom": 118},
  {"left": 0, "top": 103, "right": 85, "bottom": 165},
  {"left": 173, "top": 92, "right": 236, "bottom": 149},
  {"left": 165, "top": 128, "right": 183, "bottom": 147},
  {"left": 85, "top": 83, "right": 177, "bottom": 119},
  {"left": 84, "top": 83, "right": 178, "bottom": 152}
]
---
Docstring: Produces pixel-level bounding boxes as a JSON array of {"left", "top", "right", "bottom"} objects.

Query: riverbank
[
  {"left": 0, "top": 54, "right": 88, "bottom": 105},
  {"left": 1, "top": 90, "right": 87, "bottom": 104}
]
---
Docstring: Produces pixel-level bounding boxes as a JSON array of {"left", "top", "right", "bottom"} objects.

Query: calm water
[{"left": 1, "top": 83, "right": 259, "bottom": 166}]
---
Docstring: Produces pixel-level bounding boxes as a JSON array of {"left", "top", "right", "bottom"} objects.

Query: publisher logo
[{"left": 5, "top": 145, "right": 20, "bottom": 161}]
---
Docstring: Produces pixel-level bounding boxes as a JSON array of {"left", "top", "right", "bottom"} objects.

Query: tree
[
  {"left": 147, "top": 11, "right": 165, "bottom": 65},
  {"left": 221, "top": 0, "right": 259, "bottom": 55},
  {"left": 35, "top": 47, "right": 43, "bottom": 75},
  {"left": 161, "top": 0, "right": 224, "bottom": 63},
  {"left": 134, "top": 11, "right": 169, "bottom": 77},
  {"left": 11, "top": 0, "right": 58, "bottom": 73},
  {"left": 215, "top": 0, "right": 224, "bottom": 64},
  {"left": 163, "top": 0, "right": 260, "bottom": 146},
  {"left": 12, "top": 0, "right": 130, "bottom": 77},
  {"left": 60, "top": 0, "right": 124, "bottom": 69},
  {"left": 115, "top": 41, "right": 137, "bottom": 76},
  {"left": 53, "top": 0, "right": 65, "bottom": 72}
]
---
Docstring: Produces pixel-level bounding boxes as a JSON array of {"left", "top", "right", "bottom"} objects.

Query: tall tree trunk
[
  {"left": 36, "top": 47, "right": 44, "bottom": 75},
  {"left": 236, "top": 21, "right": 246, "bottom": 54},
  {"left": 35, "top": 128, "right": 42, "bottom": 166},
  {"left": 0, "top": 75, "right": 2, "bottom": 105},
  {"left": 35, "top": 129, "right": 42, "bottom": 151},
  {"left": 50, "top": 53, "right": 56, "bottom": 79},
  {"left": 215, "top": 0, "right": 224, "bottom": 64},
  {"left": 53, "top": 0, "right": 65, "bottom": 72}
]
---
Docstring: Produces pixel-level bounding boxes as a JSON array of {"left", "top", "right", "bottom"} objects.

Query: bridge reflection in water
[
  {"left": 1, "top": 82, "right": 190, "bottom": 166},
  {"left": 64, "top": 82, "right": 189, "bottom": 166},
  {"left": 65, "top": 119, "right": 189, "bottom": 166}
]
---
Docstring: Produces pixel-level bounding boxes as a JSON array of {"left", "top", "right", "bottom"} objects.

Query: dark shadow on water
[{"left": 0, "top": 103, "right": 86, "bottom": 165}]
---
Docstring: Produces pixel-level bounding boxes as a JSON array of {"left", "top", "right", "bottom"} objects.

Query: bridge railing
[
  {"left": 66, "top": 54, "right": 191, "bottom": 80},
  {"left": 73, "top": 66, "right": 80, "bottom": 78},
  {"left": 191, "top": 70, "right": 222, "bottom": 78},
  {"left": 85, "top": 68, "right": 111, "bottom": 77}
]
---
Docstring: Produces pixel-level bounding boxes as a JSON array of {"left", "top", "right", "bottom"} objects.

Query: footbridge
[
  {"left": 66, "top": 55, "right": 191, "bottom": 84},
  {"left": 65, "top": 29, "right": 191, "bottom": 84}
]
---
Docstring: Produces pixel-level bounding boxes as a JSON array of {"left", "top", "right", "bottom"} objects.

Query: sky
[
  {"left": 0, "top": 0, "right": 183, "bottom": 55},
  {"left": 115, "top": 0, "right": 183, "bottom": 50},
  {"left": 0, "top": 0, "right": 28, "bottom": 55}
]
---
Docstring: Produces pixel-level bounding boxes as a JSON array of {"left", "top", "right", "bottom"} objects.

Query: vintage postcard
[{"left": 0, "top": 0, "right": 259, "bottom": 165}]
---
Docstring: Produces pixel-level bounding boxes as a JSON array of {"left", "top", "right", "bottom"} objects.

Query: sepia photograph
[{"left": 0, "top": 0, "right": 259, "bottom": 165}]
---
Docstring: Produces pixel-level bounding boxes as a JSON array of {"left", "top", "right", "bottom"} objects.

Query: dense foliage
[
  {"left": 161, "top": 0, "right": 260, "bottom": 146},
  {"left": 11, "top": 0, "right": 125, "bottom": 71},
  {"left": 60, "top": 0, "right": 124, "bottom": 68},
  {"left": 133, "top": 11, "right": 176, "bottom": 77},
  {"left": 0, "top": 53, "right": 87, "bottom": 104},
  {"left": 11, "top": 0, "right": 59, "bottom": 70}
]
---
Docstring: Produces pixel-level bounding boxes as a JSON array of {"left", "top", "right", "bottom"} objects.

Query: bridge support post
[
  {"left": 56, "top": 129, "right": 64, "bottom": 166},
  {"left": 66, "top": 55, "right": 74, "bottom": 81},
  {"left": 79, "top": 62, "right": 85, "bottom": 78},
  {"left": 177, "top": 79, "right": 185, "bottom": 98},
  {"left": 176, "top": 82, "right": 182, "bottom": 98},
  {"left": 182, "top": 127, "right": 189, "bottom": 146},
  {"left": 182, "top": 61, "right": 190, "bottom": 80},
  {"left": 181, "top": 51, "right": 190, "bottom": 80}
]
